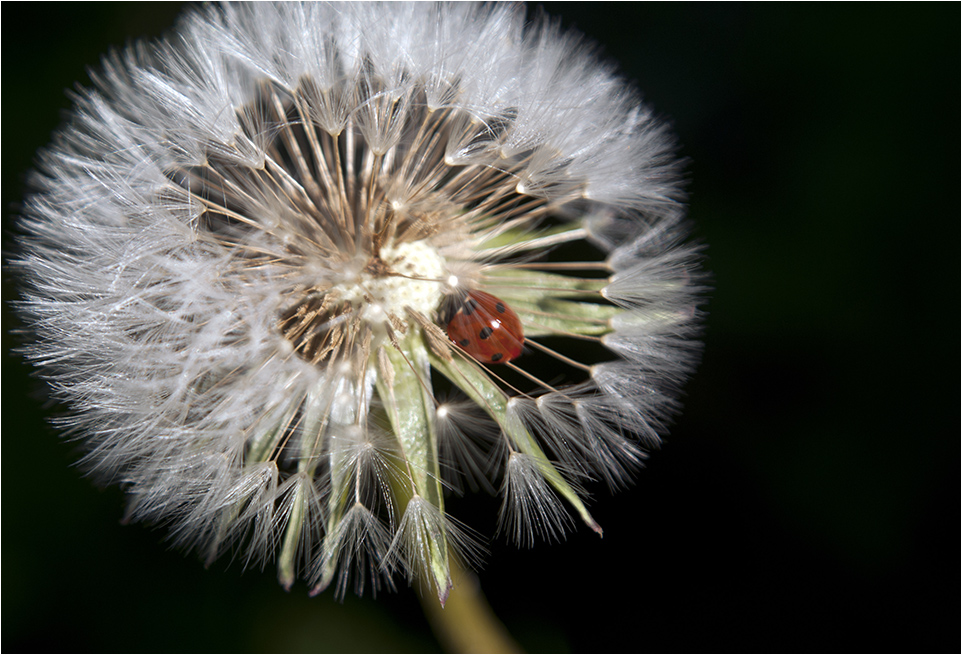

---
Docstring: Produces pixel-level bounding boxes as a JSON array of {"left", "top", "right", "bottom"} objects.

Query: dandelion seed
[{"left": 13, "top": 2, "right": 704, "bottom": 603}]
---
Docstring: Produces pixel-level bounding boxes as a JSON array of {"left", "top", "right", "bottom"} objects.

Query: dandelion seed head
[{"left": 13, "top": 1, "right": 704, "bottom": 602}]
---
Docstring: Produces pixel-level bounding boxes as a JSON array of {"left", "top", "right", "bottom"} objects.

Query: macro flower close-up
[
  {"left": 7, "top": 2, "right": 957, "bottom": 653},
  {"left": 12, "top": 0, "right": 701, "bottom": 616}
]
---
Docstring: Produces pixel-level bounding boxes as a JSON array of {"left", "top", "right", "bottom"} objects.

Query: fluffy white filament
[{"left": 15, "top": 2, "right": 703, "bottom": 602}]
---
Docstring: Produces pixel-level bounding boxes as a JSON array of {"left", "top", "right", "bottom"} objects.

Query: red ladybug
[{"left": 445, "top": 290, "right": 524, "bottom": 364}]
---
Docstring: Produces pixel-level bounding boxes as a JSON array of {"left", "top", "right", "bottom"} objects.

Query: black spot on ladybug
[
  {"left": 478, "top": 326, "right": 493, "bottom": 340},
  {"left": 490, "top": 352, "right": 504, "bottom": 362},
  {"left": 495, "top": 302, "right": 506, "bottom": 313},
  {"left": 459, "top": 338, "right": 471, "bottom": 347}
]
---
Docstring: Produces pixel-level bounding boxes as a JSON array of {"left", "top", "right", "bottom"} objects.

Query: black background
[{"left": 3, "top": 3, "right": 957, "bottom": 652}]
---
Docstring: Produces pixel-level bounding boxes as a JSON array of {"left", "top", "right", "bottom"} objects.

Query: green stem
[{"left": 418, "top": 558, "right": 522, "bottom": 654}]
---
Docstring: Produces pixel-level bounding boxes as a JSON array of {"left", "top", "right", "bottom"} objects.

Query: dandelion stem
[{"left": 417, "top": 558, "right": 522, "bottom": 654}]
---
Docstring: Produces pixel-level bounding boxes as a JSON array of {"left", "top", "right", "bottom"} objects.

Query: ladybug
[{"left": 445, "top": 290, "right": 524, "bottom": 364}]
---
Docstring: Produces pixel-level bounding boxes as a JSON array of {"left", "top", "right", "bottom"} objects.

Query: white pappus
[{"left": 14, "top": 2, "right": 704, "bottom": 604}]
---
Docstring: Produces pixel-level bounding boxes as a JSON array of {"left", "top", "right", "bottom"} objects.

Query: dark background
[{"left": 3, "top": 3, "right": 957, "bottom": 652}]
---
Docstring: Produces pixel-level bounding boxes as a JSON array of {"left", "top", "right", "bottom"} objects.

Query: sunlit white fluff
[
  {"left": 14, "top": 2, "right": 703, "bottom": 603},
  {"left": 498, "top": 451, "right": 575, "bottom": 547},
  {"left": 435, "top": 400, "right": 503, "bottom": 494}
]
